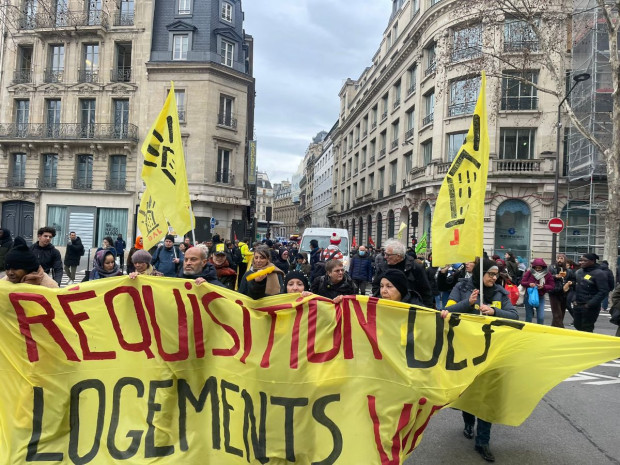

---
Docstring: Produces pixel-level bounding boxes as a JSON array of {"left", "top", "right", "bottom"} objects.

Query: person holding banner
[
  {"left": 284, "top": 270, "right": 310, "bottom": 294},
  {"left": 90, "top": 249, "right": 122, "bottom": 280},
  {"left": 311, "top": 259, "right": 357, "bottom": 303},
  {"left": 177, "top": 246, "right": 223, "bottom": 287},
  {"left": 238, "top": 245, "right": 284, "bottom": 299},
  {"left": 128, "top": 250, "right": 163, "bottom": 278},
  {"left": 2, "top": 237, "right": 58, "bottom": 288},
  {"left": 379, "top": 269, "right": 420, "bottom": 304},
  {"left": 445, "top": 258, "right": 518, "bottom": 462}
]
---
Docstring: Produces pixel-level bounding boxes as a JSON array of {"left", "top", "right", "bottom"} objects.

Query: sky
[{"left": 242, "top": 1, "right": 392, "bottom": 184}]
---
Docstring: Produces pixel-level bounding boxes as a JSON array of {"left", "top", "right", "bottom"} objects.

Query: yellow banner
[
  {"left": 1, "top": 278, "right": 619, "bottom": 465},
  {"left": 141, "top": 82, "right": 194, "bottom": 237},
  {"left": 137, "top": 188, "right": 169, "bottom": 251},
  {"left": 432, "top": 72, "right": 489, "bottom": 267}
]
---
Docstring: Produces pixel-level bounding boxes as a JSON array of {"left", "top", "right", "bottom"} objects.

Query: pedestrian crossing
[{"left": 60, "top": 269, "right": 88, "bottom": 287}]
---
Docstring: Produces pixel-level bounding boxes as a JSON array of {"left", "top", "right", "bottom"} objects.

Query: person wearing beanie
[
  {"left": 128, "top": 250, "right": 163, "bottom": 278},
  {"left": 90, "top": 249, "right": 122, "bottom": 280},
  {"left": 3, "top": 237, "right": 58, "bottom": 288},
  {"left": 0, "top": 228, "right": 14, "bottom": 272},
  {"left": 520, "top": 258, "right": 554, "bottom": 324},
  {"left": 127, "top": 236, "right": 144, "bottom": 274},
  {"left": 284, "top": 270, "right": 309, "bottom": 294},
  {"left": 294, "top": 252, "right": 312, "bottom": 278},
  {"left": 320, "top": 233, "right": 345, "bottom": 263},
  {"left": 152, "top": 235, "right": 183, "bottom": 277},
  {"left": 445, "top": 257, "right": 518, "bottom": 463},
  {"left": 379, "top": 269, "right": 415, "bottom": 303},
  {"left": 30, "top": 226, "right": 63, "bottom": 285},
  {"left": 563, "top": 252, "right": 609, "bottom": 332}
]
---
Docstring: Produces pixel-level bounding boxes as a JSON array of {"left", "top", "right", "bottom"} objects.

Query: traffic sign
[
  {"left": 210, "top": 217, "right": 217, "bottom": 229},
  {"left": 547, "top": 217, "right": 565, "bottom": 234}
]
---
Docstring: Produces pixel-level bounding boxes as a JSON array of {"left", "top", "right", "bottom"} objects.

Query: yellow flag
[
  {"left": 141, "top": 82, "right": 194, "bottom": 236},
  {"left": 397, "top": 221, "right": 407, "bottom": 239},
  {"left": 137, "top": 188, "right": 169, "bottom": 251},
  {"left": 432, "top": 72, "right": 489, "bottom": 267}
]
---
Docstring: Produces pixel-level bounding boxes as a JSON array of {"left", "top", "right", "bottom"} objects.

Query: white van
[{"left": 300, "top": 228, "right": 350, "bottom": 270}]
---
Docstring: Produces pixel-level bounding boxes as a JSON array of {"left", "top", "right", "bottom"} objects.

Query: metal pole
[{"left": 551, "top": 102, "right": 562, "bottom": 267}]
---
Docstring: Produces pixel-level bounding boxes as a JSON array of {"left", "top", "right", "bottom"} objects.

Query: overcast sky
[{"left": 242, "top": 1, "right": 392, "bottom": 183}]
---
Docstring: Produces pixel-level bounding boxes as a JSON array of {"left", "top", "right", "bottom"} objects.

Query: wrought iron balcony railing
[
  {"left": 19, "top": 10, "right": 109, "bottom": 29},
  {"left": 424, "top": 62, "right": 436, "bottom": 77},
  {"left": 13, "top": 69, "right": 32, "bottom": 84},
  {"left": 0, "top": 123, "right": 139, "bottom": 142},
  {"left": 113, "top": 12, "right": 134, "bottom": 26},
  {"left": 6, "top": 177, "right": 25, "bottom": 188},
  {"left": 422, "top": 113, "right": 434, "bottom": 126},
  {"left": 37, "top": 178, "right": 57, "bottom": 189},
  {"left": 217, "top": 113, "right": 238, "bottom": 129},
  {"left": 105, "top": 179, "right": 126, "bottom": 191},
  {"left": 216, "top": 170, "right": 234, "bottom": 184},
  {"left": 78, "top": 69, "right": 99, "bottom": 83},
  {"left": 501, "top": 96, "right": 538, "bottom": 111},
  {"left": 405, "top": 128, "right": 414, "bottom": 140},
  {"left": 72, "top": 179, "right": 92, "bottom": 190},
  {"left": 504, "top": 40, "right": 539, "bottom": 53},
  {"left": 44, "top": 69, "right": 64, "bottom": 83},
  {"left": 448, "top": 102, "right": 476, "bottom": 117},
  {"left": 379, "top": 148, "right": 386, "bottom": 158},
  {"left": 110, "top": 67, "right": 132, "bottom": 82},
  {"left": 391, "top": 139, "right": 399, "bottom": 150},
  {"left": 389, "top": 184, "right": 397, "bottom": 196}
]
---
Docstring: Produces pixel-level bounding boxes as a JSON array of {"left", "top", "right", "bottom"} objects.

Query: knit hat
[
  {"left": 330, "top": 232, "right": 341, "bottom": 245},
  {"left": 5, "top": 237, "right": 39, "bottom": 273},
  {"left": 284, "top": 271, "right": 309, "bottom": 291},
  {"left": 581, "top": 253, "right": 599, "bottom": 262},
  {"left": 382, "top": 269, "right": 409, "bottom": 299},
  {"left": 131, "top": 249, "right": 152, "bottom": 264},
  {"left": 165, "top": 234, "right": 175, "bottom": 242}
]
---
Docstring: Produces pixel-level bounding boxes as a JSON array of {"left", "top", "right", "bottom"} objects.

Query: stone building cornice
[{"left": 145, "top": 61, "right": 254, "bottom": 88}]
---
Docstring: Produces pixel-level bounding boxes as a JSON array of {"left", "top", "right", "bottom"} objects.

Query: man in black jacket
[
  {"left": 177, "top": 245, "right": 223, "bottom": 287},
  {"left": 311, "top": 259, "right": 357, "bottom": 303},
  {"left": 30, "top": 226, "right": 63, "bottom": 285},
  {"left": 371, "top": 239, "right": 433, "bottom": 307},
  {"left": 63, "top": 232, "right": 85, "bottom": 284},
  {"left": 565, "top": 253, "right": 609, "bottom": 332}
]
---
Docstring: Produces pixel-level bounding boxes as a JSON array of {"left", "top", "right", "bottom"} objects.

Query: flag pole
[{"left": 479, "top": 255, "right": 484, "bottom": 315}]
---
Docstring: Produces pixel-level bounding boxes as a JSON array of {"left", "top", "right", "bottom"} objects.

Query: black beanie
[
  {"left": 582, "top": 253, "right": 599, "bottom": 262},
  {"left": 284, "top": 271, "right": 309, "bottom": 291},
  {"left": 382, "top": 269, "right": 409, "bottom": 298},
  {"left": 165, "top": 234, "right": 175, "bottom": 242},
  {"left": 5, "top": 237, "right": 39, "bottom": 273}
]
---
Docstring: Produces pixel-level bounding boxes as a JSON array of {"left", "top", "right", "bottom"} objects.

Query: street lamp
[{"left": 551, "top": 72, "right": 591, "bottom": 266}]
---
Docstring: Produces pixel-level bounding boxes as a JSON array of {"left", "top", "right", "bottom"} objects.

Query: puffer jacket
[
  {"left": 573, "top": 264, "right": 609, "bottom": 309},
  {"left": 349, "top": 253, "right": 373, "bottom": 282},
  {"left": 446, "top": 278, "right": 519, "bottom": 319}
]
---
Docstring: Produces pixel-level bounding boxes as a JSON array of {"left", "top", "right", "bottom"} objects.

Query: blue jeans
[
  {"left": 441, "top": 291, "right": 451, "bottom": 308},
  {"left": 463, "top": 411, "right": 491, "bottom": 446},
  {"left": 525, "top": 290, "right": 546, "bottom": 324},
  {"left": 602, "top": 295, "right": 609, "bottom": 311},
  {"left": 434, "top": 294, "right": 442, "bottom": 310}
]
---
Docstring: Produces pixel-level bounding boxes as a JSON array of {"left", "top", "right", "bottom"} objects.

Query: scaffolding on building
[{"left": 561, "top": 0, "right": 614, "bottom": 261}]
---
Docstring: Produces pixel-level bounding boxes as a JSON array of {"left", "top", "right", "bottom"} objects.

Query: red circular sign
[{"left": 548, "top": 217, "right": 565, "bottom": 234}]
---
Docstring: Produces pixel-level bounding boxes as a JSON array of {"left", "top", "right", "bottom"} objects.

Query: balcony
[
  {"left": 354, "top": 167, "right": 358, "bottom": 175},
  {"left": 494, "top": 159, "right": 542, "bottom": 173},
  {"left": 393, "top": 99, "right": 401, "bottom": 109},
  {"left": 422, "top": 113, "right": 434, "bottom": 126},
  {"left": 0, "top": 123, "right": 139, "bottom": 142},
  {"left": 37, "top": 178, "right": 57, "bottom": 189},
  {"left": 12, "top": 69, "right": 32, "bottom": 84},
  {"left": 216, "top": 170, "right": 234, "bottom": 184},
  {"left": 110, "top": 67, "right": 132, "bottom": 83},
  {"left": 72, "top": 179, "right": 92, "bottom": 190},
  {"left": 424, "top": 62, "right": 436, "bottom": 77},
  {"left": 355, "top": 138, "right": 360, "bottom": 145},
  {"left": 391, "top": 139, "right": 399, "bottom": 150},
  {"left": 105, "top": 179, "right": 126, "bottom": 191},
  {"left": 5, "top": 177, "right": 25, "bottom": 188},
  {"left": 371, "top": 121, "right": 377, "bottom": 130},
  {"left": 405, "top": 128, "right": 414, "bottom": 140},
  {"left": 504, "top": 40, "right": 539, "bottom": 53},
  {"left": 218, "top": 113, "right": 238, "bottom": 129},
  {"left": 379, "top": 148, "right": 386, "bottom": 158},
  {"left": 377, "top": 189, "right": 384, "bottom": 200},
  {"left": 113, "top": 12, "right": 134, "bottom": 26},
  {"left": 407, "top": 84, "right": 416, "bottom": 95},
  {"left": 362, "top": 130, "right": 368, "bottom": 138},
  {"left": 19, "top": 10, "right": 109, "bottom": 30},
  {"left": 501, "top": 96, "right": 538, "bottom": 111},
  {"left": 361, "top": 161, "right": 366, "bottom": 169},
  {"left": 78, "top": 69, "right": 99, "bottom": 83},
  {"left": 448, "top": 102, "right": 476, "bottom": 117},
  {"left": 369, "top": 156, "right": 375, "bottom": 165},
  {"left": 451, "top": 46, "right": 482, "bottom": 62},
  {"left": 44, "top": 69, "right": 64, "bottom": 83},
  {"left": 381, "top": 110, "right": 388, "bottom": 120},
  {"left": 389, "top": 184, "right": 397, "bottom": 196}
]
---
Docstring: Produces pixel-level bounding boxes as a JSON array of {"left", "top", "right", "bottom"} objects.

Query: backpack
[{"left": 312, "top": 249, "right": 340, "bottom": 278}]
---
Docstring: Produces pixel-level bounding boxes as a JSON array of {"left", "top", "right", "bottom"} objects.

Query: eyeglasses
[
  {"left": 384, "top": 253, "right": 399, "bottom": 257},
  {"left": 486, "top": 272, "right": 499, "bottom": 278}
]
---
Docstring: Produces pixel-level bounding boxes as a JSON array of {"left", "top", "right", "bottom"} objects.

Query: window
[
  {"left": 363, "top": 115, "right": 369, "bottom": 136},
  {"left": 499, "top": 128, "right": 536, "bottom": 159},
  {"left": 371, "top": 105, "right": 378, "bottom": 128},
  {"left": 378, "top": 168, "right": 385, "bottom": 191},
  {"left": 178, "top": 0, "right": 191, "bottom": 15},
  {"left": 108, "top": 155, "right": 126, "bottom": 190},
  {"left": 501, "top": 71, "right": 539, "bottom": 110},
  {"left": 114, "top": 42, "right": 132, "bottom": 82},
  {"left": 425, "top": 43, "right": 436, "bottom": 76},
  {"left": 87, "top": 0, "right": 103, "bottom": 26},
  {"left": 407, "top": 64, "right": 417, "bottom": 95},
  {"left": 11, "top": 154, "right": 27, "bottom": 187},
  {"left": 15, "top": 100, "right": 29, "bottom": 137},
  {"left": 449, "top": 76, "right": 480, "bottom": 116},
  {"left": 23, "top": 0, "right": 37, "bottom": 28},
  {"left": 217, "top": 148, "right": 231, "bottom": 183},
  {"left": 221, "top": 2, "right": 233, "bottom": 22},
  {"left": 80, "top": 99, "right": 96, "bottom": 138},
  {"left": 369, "top": 173, "right": 375, "bottom": 190},
  {"left": 118, "top": 0, "right": 134, "bottom": 25},
  {"left": 219, "top": 94, "right": 235, "bottom": 127},
  {"left": 82, "top": 44, "right": 99, "bottom": 82},
  {"left": 221, "top": 40, "right": 234, "bottom": 67},
  {"left": 422, "top": 139, "right": 432, "bottom": 165},
  {"left": 390, "top": 161, "right": 398, "bottom": 187},
  {"left": 55, "top": 0, "right": 67, "bottom": 26},
  {"left": 46, "top": 99, "right": 61, "bottom": 137},
  {"left": 16, "top": 45, "right": 33, "bottom": 83},
  {"left": 381, "top": 94, "right": 389, "bottom": 119},
  {"left": 391, "top": 120, "right": 399, "bottom": 149},
  {"left": 504, "top": 18, "right": 538, "bottom": 52},
  {"left": 113, "top": 99, "right": 129, "bottom": 138},
  {"left": 423, "top": 90, "right": 434, "bottom": 125},
  {"left": 380, "top": 130, "right": 387, "bottom": 156},
  {"left": 370, "top": 139, "right": 376, "bottom": 161},
  {"left": 42, "top": 154, "right": 58, "bottom": 188},
  {"left": 47, "top": 45, "right": 64, "bottom": 82},
  {"left": 76, "top": 155, "right": 93, "bottom": 189},
  {"left": 452, "top": 24, "right": 482, "bottom": 62},
  {"left": 173, "top": 35, "right": 189, "bottom": 60},
  {"left": 448, "top": 132, "right": 467, "bottom": 161},
  {"left": 405, "top": 107, "right": 415, "bottom": 140},
  {"left": 175, "top": 90, "right": 186, "bottom": 121},
  {"left": 404, "top": 152, "right": 412, "bottom": 172},
  {"left": 393, "top": 81, "right": 401, "bottom": 108}
]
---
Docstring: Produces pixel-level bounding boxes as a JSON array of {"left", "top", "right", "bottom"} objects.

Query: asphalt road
[{"left": 405, "top": 308, "right": 620, "bottom": 465}]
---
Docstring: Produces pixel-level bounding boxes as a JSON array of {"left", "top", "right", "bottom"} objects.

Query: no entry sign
[{"left": 548, "top": 217, "right": 565, "bottom": 234}]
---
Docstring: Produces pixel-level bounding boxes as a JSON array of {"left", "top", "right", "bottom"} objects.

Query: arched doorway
[
  {"left": 358, "top": 216, "right": 364, "bottom": 247},
  {"left": 494, "top": 199, "right": 531, "bottom": 260},
  {"left": 387, "top": 210, "right": 395, "bottom": 238},
  {"left": 376, "top": 212, "right": 383, "bottom": 248},
  {"left": 367, "top": 214, "right": 373, "bottom": 246},
  {"left": 1, "top": 200, "right": 34, "bottom": 243},
  {"left": 400, "top": 206, "right": 410, "bottom": 245}
]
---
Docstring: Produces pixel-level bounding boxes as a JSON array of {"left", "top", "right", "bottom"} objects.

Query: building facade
[
  {"left": 255, "top": 171, "right": 273, "bottom": 222},
  {"left": 273, "top": 180, "right": 297, "bottom": 238},
  {"left": 312, "top": 124, "right": 336, "bottom": 228},
  {"left": 0, "top": 0, "right": 146, "bottom": 247},
  {"left": 330, "top": 0, "right": 571, "bottom": 261}
]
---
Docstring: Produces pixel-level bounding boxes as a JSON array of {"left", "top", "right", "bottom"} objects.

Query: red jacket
[{"left": 520, "top": 270, "right": 555, "bottom": 296}]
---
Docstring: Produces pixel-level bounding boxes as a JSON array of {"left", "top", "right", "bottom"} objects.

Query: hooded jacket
[
  {"left": 64, "top": 236, "right": 85, "bottom": 267},
  {"left": 446, "top": 278, "right": 519, "bottom": 319},
  {"left": 30, "top": 241, "right": 63, "bottom": 285},
  {"left": 520, "top": 258, "right": 555, "bottom": 297}
]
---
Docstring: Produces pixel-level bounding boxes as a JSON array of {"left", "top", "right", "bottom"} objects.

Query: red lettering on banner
[
  {"left": 260, "top": 310, "right": 278, "bottom": 368},
  {"left": 187, "top": 292, "right": 204, "bottom": 358},
  {"left": 405, "top": 403, "right": 444, "bottom": 454},
  {"left": 58, "top": 291, "right": 115, "bottom": 360},
  {"left": 450, "top": 229, "right": 460, "bottom": 246},
  {"left": 104, "top": 286, "right": 155, "bottom": 359},
  {"left": 367, "top": 395, "right": 413, "bottom": 465},
  {"left": 342, "top": 298, "right": 382, "bottom": 360},
  {"left": 9, "top": 292, "right": 79, "bottom": 362},
  {"left": 290, "top": 304, "right": 305, "bottom": 369},
  {"left": 235, "top": 300, "right": 252, "bottom": 364},
  {"left": 143, "top": 286, "right": 189, "bottom": 362},
  {"left": 307, "top": 300, "right": 342, "bottom": 363},
  {"left": 201, "top": 292, "right": 240, "bottom": 358}
]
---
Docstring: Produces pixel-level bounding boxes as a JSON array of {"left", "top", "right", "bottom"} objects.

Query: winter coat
[
  {"left": 238, "top": 267, "right": 284, "bottom": 299},
  {"left": 273, "top": 258, "right": 290, "bottom": 274},
  {"left": 446, "top": 278, "right": 519, "bottom": 320},
  {"left": 572, "top": 264, "right": 609, "bottom": 310},
  {"left": 2, "top": 266, "right": 59, "bottom": 288},
  {"left": 371, "top": 255, "right": 433, "bottom": 307},
  {"left": 600, "top": 262, "right": 616, "bottom": 294},
  {"left": 208, "top": 258, "right": 238, "bottom": 290},
  {"left": 177, "top": 262, "right": 224, "bottom": 287},
  {"left": 311, "top": 273, "right": 358, "bottom": 300},
  {"left": 309, "top": 248, "right": 323, "bottom": 282},
  {"left": 30, "top": 242, "right": 63, "bottom": 285},
  {"left": 520, "top": 269, "right": 555, "bottom": 296},
  {"left": 426, "top": 266, "right": 440, "bottom": 296},
  {"left": 115, "top": 238, "right": 126, "bottom": 255},
  {"left": 349, "top": 253, "right": 373, "bottom": 282},
  {"left": 505, "top": 260, "right": 520, "bottom": 281},
  {"left": 64, "top": 237, "right": 85, "bottom": 267},
  {"left": 436, "top": 265, "right": 465, "bottom": 292},
  {"left": 0, "top": 228, "right": 13, "bottom": 270},
  {"left": 152, "top": 245, "right": 183, "bottom": 277},
  {"left": 238, "top": 241, "right": 251, "bottom": 264}
]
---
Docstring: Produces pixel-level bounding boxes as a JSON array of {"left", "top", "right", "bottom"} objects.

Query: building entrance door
[{"left": 1, "top": 201, "right": 35, "bottom": 243}]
